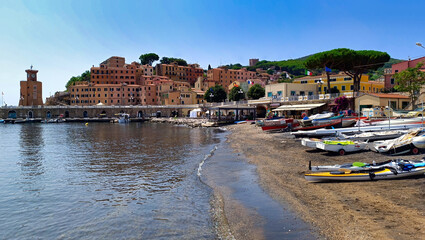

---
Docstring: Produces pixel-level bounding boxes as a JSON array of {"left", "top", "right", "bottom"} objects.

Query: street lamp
[
  {"left": 416, "top": 42, "right": 425, "bottom": 49},
  {"left": 236, "top": 89, "right": 244, "bottom": 121},
  {"left": 209, "top": 93, "right": 214, "bottom": 102}
]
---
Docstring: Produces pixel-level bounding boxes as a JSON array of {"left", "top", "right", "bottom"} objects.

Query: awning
[{"left": 272, "top": 103, "right": 326, "bottom": 111}]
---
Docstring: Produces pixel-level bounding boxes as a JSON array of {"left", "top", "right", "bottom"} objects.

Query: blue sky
[{"left": 1, "top": 0, "right": 425, "bottom": 105}]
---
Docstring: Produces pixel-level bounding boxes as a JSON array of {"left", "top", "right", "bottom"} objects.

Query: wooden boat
[
  {"left": 305, "top": 166, "right": 425, "bottom": 182},
  {"left": 316, "top": 140, "right": 368, "bottom": 155},
  {"left": 261, "top": 118, "right": 299, "bottom": 131}
]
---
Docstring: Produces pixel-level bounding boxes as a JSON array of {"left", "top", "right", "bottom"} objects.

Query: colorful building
[
  {"left": 384, "top": 56, "right": 425, "bottom": 89},
  {"left": 292, "top": 73, "right": 384, "bottom": 94},
  {"left": 207, "top": 67, "right": 257, "bottom": 92},
  {"left": 155, "top": 62, "right": 203, "bottom": 85}
]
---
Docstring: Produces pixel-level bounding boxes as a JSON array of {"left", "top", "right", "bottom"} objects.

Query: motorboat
[
  {"left": 372, "top": 128, "right": 425, "bottom": 155},
  {"left": 316, "top": 140, "right": 368, "bottom": 155}
]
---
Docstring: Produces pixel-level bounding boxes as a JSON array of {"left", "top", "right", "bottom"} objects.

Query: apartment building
[
  {"left": 155, "top": 62, "right": 203, "bottom": 85},
  {"left": 207, "top": 67, "right": 257, "bottom": 92},
  {"left": 384, "top": 56, "right": 425, "bottom": 89},
  {"left": 292, "top": 73, "right": 383, "bottom": 94},
  {"left": 68, "top": 56, "right": 162, "bottom": 106}
]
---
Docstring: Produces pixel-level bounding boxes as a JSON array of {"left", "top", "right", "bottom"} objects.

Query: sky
[{"left": 1, "top": 0, "right": 425, "bottom": 105}]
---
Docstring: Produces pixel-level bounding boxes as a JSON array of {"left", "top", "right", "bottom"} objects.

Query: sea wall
[
  {"left": 0, "top": 105, "right": 200, "bottom": 119},
  {"left": 150, "top": 117, "right": 218, "bottom": 127}
]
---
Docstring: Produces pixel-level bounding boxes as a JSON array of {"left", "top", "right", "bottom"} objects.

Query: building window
[
  {"left": 290, "top": 91, "right": 296, "bottom": 96},
  {"left": 350, "top": 85, "right": 354, "bottom": 90},
  {"left": 342, "top": 86, "right": 346, "bottom": 91},
  {"left": 267, "top": 92, "right": 272, "bottom": 97},
  {"left": 391, "top": 78, "right": 395, "bottom": 85},
  {"left": 277, "top": 91, "right": 282, "bottom": 96}
]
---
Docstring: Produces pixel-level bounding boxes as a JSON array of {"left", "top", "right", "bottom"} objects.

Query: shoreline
[{"left": 225, "top": 123, "right": 425, "bottom": 240}]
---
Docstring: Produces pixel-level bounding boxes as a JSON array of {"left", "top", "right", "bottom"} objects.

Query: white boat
[
  {"left": 316, "top": 140, "right": 368, "bottom": 155},
  {"left": 291, "top": 122, "right": 424, "bottom": 137},
  {"left": 305, "top": 166, "right": 425, "bottom": 182},
  {"left": 117, "top": 113, "right": 130, "bottom": 124},
  {"left": 301, "top": 138, "right": 323, "bottom": 148},
  {"left": 372, "top": 128, "right": 425, "bottom": 155}
]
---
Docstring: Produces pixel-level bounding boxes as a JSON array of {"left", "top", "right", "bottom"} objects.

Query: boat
[
  {"left": 301, "top": 138, "right": 323, "bottom": 148},
  {"left": 292, "top": 116, "right": 343, "bottom": 133},
  {"left": 308, "top": 159, "right": 425, "bottom": 172},
  {"left": 0, "top": 119, "right": 3, "bottom": 123},
  {"left": 316, "top": 140, "right": 368, "bottom": 155},
  {"left": 372, "top": 128, "right": 425, "bottom": 155},
  {"left": 305, "top": 165, "right": 425, "bottom": 182},
  {"left": 116, "top": 113, "right": 130, "bottom": 124},
  {"left": 337, "top": 130, "right": 408, "bottom": 142},
  {"left": 261, "top": 118, "right": 299, "bottom": 132},
  {"left": 300, "top": 112, "right": 334, "bottom": 127},
  {"left": 291, "top": 122, "right": 424, "bottom": 138}
]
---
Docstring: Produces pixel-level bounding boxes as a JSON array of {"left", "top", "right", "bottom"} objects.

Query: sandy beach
[{"left": 224, "top": 123, "right": 425, "bottom": 240}]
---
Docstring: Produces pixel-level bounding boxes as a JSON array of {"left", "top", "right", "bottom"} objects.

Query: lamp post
[
  {"left": 236, "top": 89, "right": 244, "bottom": 120},
  {"left": 416, "top": 42, "right": 425, "bottom": 49}
]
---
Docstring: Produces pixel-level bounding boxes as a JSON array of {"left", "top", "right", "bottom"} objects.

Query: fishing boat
[
  {"left": 305, "top": 165, "right": 425, "bottom": 182},
  {"left": 316, "top": 140, "right": 368, "bottom": 155},
  {"left": 261, "top": 118, "right": 299, "bottom": 132},
  {"left": 292, "top": 116, "right": 343, "bottom": 133},
  {"left": 308, "top": 159, "right": 425, "bottom": 172},
  {"left": 372, "top": 128, "right": 425, "bottom": 155},
  {"left": 300, "top": 113, "right": 334, "bottom": 127}
]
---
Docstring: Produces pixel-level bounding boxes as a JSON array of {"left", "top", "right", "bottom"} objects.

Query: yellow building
[{"left": 292, "top": 73, "right": 384, "bottom": 94}]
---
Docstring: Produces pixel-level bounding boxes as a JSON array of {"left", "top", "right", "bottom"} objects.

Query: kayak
[
  {"left": 308, "top": 159, "right": 425, "bottom": 172},
  {"left": 305, "top": 166, "right": 425, "bottom": 182}
]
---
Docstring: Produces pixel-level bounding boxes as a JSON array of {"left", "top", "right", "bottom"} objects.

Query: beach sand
[{"left": 225, "top": 123, "right": 425, "bottom": 240}]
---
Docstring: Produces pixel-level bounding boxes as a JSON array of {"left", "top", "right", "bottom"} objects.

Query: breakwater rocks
[{"left": 150, "top": 117, "right": 218, "bottom": 127}]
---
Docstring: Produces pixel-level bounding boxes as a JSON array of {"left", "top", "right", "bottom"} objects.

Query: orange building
[
  {"left": 19, "top": 67, "right": 43, "bottom": 106},
  {"left": 155, "top": 62, "right": 203, "bottom": 85},
  {"left": 68, "top": 56, "right": 162, "bottom": 106},
  {"left": 207, "top": 67, "right": 257, "bottom": 92}
]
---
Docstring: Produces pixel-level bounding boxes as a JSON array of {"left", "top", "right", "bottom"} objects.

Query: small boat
[
  {"left": 301, "top": 138, "right": 323, "bottom": 148},
  {"left": 372, "top": 128, "right": 425, "bottom": 155},
  {"left": 316, "top": 140, "right": 368, "bottom": 155},
  {"left": 0, "top": 119, "right": 4, "bottom": 123},
  {"left": 305, "top": 165, "right": 425, "bottom": 182},
  {"left": 300, "top": 113, "right": 335, "bottom": 127},
  {"left": 116, "top": 113, "right": 130, "bottom": 124},
  {"left": 261, "top": 118, "right": 299, "bottom": 132},
  {"left": 292, "top": 117, "right": 343, "bottom": 133},
  {"left": 308, "top": 159, "right": 425, "bottom": 172}
]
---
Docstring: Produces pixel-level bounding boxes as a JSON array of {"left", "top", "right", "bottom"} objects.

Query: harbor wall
[{"left": 0, "top": 105, "right": 202, "bottom": 119}]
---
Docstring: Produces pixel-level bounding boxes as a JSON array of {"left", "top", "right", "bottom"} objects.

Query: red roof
[{"left": 368, "top": 93, "right": 409, "bottom": 99}]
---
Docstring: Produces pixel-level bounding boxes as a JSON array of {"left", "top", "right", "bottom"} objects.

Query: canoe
[
  {"left": 305, "top": 166, "right": 425, "bottom": 182},
  {"left": 308, "top": 159, "right": 425, "bottom": 172}
]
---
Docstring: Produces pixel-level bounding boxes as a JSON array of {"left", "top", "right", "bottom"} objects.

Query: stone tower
[{"left": 19, "top": 66, "right": 43, "bottom": 106}]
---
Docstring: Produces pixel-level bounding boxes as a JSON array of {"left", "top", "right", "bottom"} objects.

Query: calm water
[
  {"left": 0, "top": 122, "right": 315, "bottom": 239},
  {"left": 0, "top": 123, "right": 220, "bottom": 239}
]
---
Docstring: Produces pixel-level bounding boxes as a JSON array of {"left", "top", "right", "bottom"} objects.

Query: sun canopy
[{"left": 272, "top": 103, "right": 326, "bottom": 112}]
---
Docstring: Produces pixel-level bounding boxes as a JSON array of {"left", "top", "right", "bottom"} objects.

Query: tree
[
  {"left": 332, "top": 96, "right": 349, "bottom": 113},
  {"left": 228, "top": 86, "right": 245, "bottom": 101},
  {"left": 160, "top": 57, "right": 188, "bottom": 66},
  {"left": 247, "top": 84, "right": 265, "bottom": 100},
  {"left": 139, "top": 53, "right": 159, "bottom": 66},
  {"left": 65, "top": 70, "right": 90, "bottom": 90},
  {"left": 208, "top": 64, "right": 212, "bottom": 70},
  {"left": 305, "top": 49, "right": 346, "bottom": 93},
  {"left": 204, "top": 85, "right": 227, "bottom": 102},
  {"left": 394, "top": 62, "right": 425, "bottom": 109}
]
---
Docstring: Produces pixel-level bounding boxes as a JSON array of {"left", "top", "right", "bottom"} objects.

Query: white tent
[{"left": 189, "top": 108, "right": 202, "bottom": 118}]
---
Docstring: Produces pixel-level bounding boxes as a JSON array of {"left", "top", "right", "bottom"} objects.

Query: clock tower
[{"left": 19, "top": 66, "right": 43, "bottom": 106}]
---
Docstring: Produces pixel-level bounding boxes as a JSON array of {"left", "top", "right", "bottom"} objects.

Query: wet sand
[{"left": 225, "top": 123, "right": 425, "bottom": 240}]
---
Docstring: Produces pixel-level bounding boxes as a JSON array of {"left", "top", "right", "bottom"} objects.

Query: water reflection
[{"left": 18, "top": 124, "right": 45, "bottom": 177}]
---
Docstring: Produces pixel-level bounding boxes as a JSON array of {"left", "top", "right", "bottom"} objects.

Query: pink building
[{"left": 385, "top": 56, "right": 425, "bottom": 89}]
